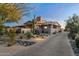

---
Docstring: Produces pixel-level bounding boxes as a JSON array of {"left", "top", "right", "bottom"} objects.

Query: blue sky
[{"left": 5, "top": 3, "right": 79, "bottom": 28}]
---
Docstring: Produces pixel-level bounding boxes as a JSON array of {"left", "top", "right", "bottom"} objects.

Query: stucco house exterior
[
  {"left": 20, "top": 16, "right": 61, "bottom": 34},
  {"left": 6, "top": 16, "right": 61, "bottom": 35}
]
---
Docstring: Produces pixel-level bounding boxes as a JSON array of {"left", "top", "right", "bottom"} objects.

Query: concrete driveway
[{"left": 13, "top": 32, "right": 74, "bottom": 56}]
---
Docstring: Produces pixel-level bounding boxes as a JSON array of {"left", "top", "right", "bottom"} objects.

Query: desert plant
[
  {"left": 6, "top": 29, "right": 16, "bottom": 46},
  {"left": 0, "top": 3, "right": 32, "bottom": 46},
  {"left": 75, "top": 37, "right": 79, "bottom": 48},
  {"left": 25, "top": 32, "right": 33, "bottom": 39},
  {"left": 65, "top": 14, "right": 79, "bottom": 39}
]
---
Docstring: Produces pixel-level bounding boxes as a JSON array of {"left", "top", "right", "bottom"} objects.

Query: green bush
[
  {"left": 7, "top": 30, "right": 16, "bottom": 46},
  {"left": 0, "top": 29, "right": 5, "bottom": 35},
  {"left": 75, "top": 37, "right": 79, "bottom": 48},
  {"left": 71, "top": 33, "right": 76, "bottom": 40},
  {"left": 25, "top": 32, "right": 33, "bottom": 39}
]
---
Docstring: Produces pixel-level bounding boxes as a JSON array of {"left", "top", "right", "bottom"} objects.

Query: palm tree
[{"left": 0, "top": 3, "right": 31, "bottom": 46}]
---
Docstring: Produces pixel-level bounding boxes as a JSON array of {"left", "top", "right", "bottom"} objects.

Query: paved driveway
[{"left": 13, "top": 32, "right": 74, "bottom": 56}]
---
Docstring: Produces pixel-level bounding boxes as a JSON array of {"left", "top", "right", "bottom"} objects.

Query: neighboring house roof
[
  {"left": 52, "top": 22, "right": 61, "bottom": 26},
  {"left": 24, "top": 21, "right": 32, "bottom": 25}
]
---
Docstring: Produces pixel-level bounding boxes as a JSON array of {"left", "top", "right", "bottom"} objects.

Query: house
[
  {"left": 6, "top": 16, "right": 61, "bottom": 35},
  {"left": 21, "top": 16, "right": 61, "bottom": 34}
]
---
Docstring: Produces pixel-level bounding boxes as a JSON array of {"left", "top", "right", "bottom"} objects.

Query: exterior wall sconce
[{"left": 44, "top": 26, "right": 47, "bottom": 29}]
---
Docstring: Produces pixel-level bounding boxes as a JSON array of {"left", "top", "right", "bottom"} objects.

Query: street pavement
[{"left": 13, "top": 32, "right": 74, "bottom": 56}]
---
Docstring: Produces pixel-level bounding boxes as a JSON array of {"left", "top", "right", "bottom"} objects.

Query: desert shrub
[
  {"left": 71, "top": 33, "right": 76, "bottom": 40},
  {"left": 25, "top": 32, "right": 33, "bottom": 39},
  {"left": 7, "top": 30, "right": 16, "bottom": 46},
  {"left": 75, "top": 37, "right": 79, "bottom": 48}
]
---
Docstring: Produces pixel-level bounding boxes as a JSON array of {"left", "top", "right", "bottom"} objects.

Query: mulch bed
[{"left": 16, "top": 40, "right": 36, "bottom": 46}]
